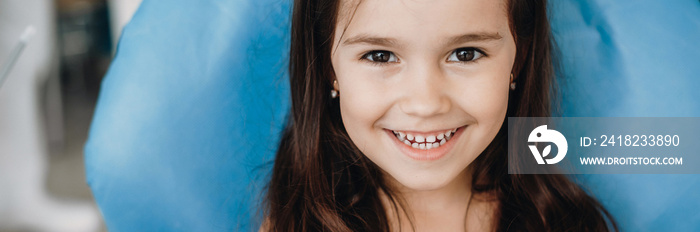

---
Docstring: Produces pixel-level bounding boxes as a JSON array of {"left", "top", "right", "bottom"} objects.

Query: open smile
[{"left": 385, "top": 126, "right": 466, "bottom": 161}]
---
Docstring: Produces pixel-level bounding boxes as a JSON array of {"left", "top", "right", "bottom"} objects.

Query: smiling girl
[{"left": 263, "top": 0, "right": 617, "bottom": 231}]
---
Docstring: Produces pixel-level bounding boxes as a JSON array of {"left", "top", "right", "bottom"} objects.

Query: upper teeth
[{"left": 392, "top": 128, "right": 459, "bottom": 150}]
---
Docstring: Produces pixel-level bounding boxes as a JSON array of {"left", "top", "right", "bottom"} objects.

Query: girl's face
[{"left": 331, "top": 0, "right": 515, "bottom": 191}]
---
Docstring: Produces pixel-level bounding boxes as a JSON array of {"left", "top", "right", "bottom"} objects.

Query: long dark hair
[{"left": 264, "top": 0, "right": 618, "bottom": 231}]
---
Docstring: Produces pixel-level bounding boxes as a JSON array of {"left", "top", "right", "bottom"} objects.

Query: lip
[{"left": 385, "top": 126, "right": 466, "bottom": 161}]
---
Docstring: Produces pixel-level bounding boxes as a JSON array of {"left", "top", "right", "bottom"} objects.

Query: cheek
[
  {"left": 457, "top": 51, "right": 514, "bottom": 128},
  {"left": 337, "top": 71, "right": 392, "bottom": 150},
  {"left": 461, "top": 80, "right": 509, "bottom": 120},
  {"left": 450, "top": 71, "right": 511, "bottom": 141},
  {"left": 473, "top": 86, "right": 509, "bottom": 142}
]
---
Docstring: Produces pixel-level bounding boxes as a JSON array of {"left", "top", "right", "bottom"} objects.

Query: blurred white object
[
  {"left": 107, "top": 0, "right": 143, "bottom": 51},
  {"left": 0, "top": 0, "right": 100, "bottom": 231},
  {"left": 0, "top": 26, "right": 34, "bottom": 89}
]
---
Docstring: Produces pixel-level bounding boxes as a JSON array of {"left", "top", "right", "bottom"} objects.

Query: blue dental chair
[{"left": 85, "top": 0, "right": 700, "bottom": 231}]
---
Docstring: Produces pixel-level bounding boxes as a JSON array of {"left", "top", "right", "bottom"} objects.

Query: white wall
[{"left": 107, "top": 0, "right": 143, "bottom": 51}]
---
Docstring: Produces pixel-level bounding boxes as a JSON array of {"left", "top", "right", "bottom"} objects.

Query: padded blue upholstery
[
  {"left": 85, "top": 0, "right": 290, "bottom": 231},
  {"left": 551, "top": 1, "right": 700, "bottom": 231},
  {"left": 85, "top": 0, "right": 700, "bottom": 231}
]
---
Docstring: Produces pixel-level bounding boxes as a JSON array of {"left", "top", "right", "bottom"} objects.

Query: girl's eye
[
  {"left": 447, "top": 48, "right": 484, "bottom": 62},
  {"left": 362, "top": 50, "right": 398, "bottom": 63}
]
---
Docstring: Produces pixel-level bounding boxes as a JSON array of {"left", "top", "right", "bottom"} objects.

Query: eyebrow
[
  {"left": 341, "top": 32, "right": 503, "bottom": 48},
  {"left": 446, "top": 32, "right": 503, "bottom": 45},
  {"left": 342, "top": 34, "right": 400, "bottom": 47}
]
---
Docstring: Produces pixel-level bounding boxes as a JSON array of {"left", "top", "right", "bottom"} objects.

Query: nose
[{"left": 398, "top": 63, "right": 451, "bottom": 118}]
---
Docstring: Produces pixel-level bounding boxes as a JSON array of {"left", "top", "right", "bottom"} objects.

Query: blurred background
[{"left": 1, "top": 0, "right": 141, "bottom": 231}]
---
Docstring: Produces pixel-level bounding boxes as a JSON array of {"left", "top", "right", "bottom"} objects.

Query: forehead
[{"left": 335, "top": 0, "right": 510, "bottom": 45}]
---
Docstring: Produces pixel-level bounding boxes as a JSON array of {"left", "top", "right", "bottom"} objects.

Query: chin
[{"left": 390, "top": 170, "right": 459, "bottom": 192}]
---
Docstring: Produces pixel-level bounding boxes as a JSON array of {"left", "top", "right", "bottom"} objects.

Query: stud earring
[
  {"left": 331, "top": 80, "right": 339, "bottom": 98},
  {"left": 509, "top": 73, "right": 516, "bottom": 90}
]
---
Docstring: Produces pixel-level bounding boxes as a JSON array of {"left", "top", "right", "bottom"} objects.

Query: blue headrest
[
  {"left": 551, "top": 1, "right": 700, "bottom": 231},
  {"left": 85, "top": 0, "right": 290, "bottom": 231},
  {"left": 86, "top": 0, "right": 700, "bottom": 231}
]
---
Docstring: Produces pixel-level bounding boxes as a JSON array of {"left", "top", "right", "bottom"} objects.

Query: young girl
[{"left": 264, "top": 0, "right": 617, "bottom": 231}]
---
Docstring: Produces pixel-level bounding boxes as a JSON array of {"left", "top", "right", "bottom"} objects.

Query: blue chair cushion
[
  {"left": 551, "top": 0, "right": 700, "bottom": 231},
  {"left": 85, "top": 0, "right": 290, "bottom": 231}
]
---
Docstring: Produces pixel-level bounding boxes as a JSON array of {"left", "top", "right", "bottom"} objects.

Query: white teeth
[
  {"left": 426, "top": 135, "right": 436, "bottom": 143},
  {"left": 392, "top": 127, "right": 461, "bottom": 150}
]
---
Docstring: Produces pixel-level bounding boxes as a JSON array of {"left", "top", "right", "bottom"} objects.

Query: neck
[{"left": 381, "top": 167, "right": 473, "bottom": 231}]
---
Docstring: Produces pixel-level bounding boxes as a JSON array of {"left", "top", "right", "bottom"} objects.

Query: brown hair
[{"left": 264, "top": 0, "right": 618, "bottom": 231}]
